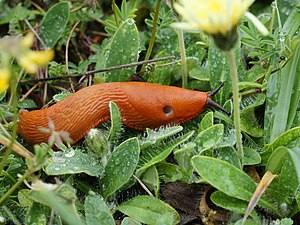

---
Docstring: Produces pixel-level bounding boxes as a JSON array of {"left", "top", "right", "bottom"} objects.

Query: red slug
[{"left": 17, "top": 82, "right": 227, "bottom": 145}]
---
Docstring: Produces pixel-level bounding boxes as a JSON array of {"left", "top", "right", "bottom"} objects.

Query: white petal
[{"left": 245, "top": 11, "right": 269, "bottom": 36}]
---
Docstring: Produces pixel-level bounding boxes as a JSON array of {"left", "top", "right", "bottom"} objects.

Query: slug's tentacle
[
  {"left": 17, "top": 82, "right": 224, "bottom": 146},
  {"left": 208, "top": 83, "right": 224, "bottom": 97},
  {"left": 206, "top": 98, "right": 231, "bottom": 116},
  {"left": 206, "top": 83, "right": 231, "bottom": 116}
]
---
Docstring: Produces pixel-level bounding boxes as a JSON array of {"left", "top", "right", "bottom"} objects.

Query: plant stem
[
  {"left": 112, "top": 0, "right": 120, "bottom": 27},
  {"left": 225, "top": 50, "right": 244, "bottom": 164},
  {"left": 0, "top": 169, "right": 32, "bottom": 206},
  {"left": 144, "top": 0, "right": 161, "bottom": 63},
  {"left": 269, "top": 1, "right": 276, "bottom": 32},
  {"left": 2, "top": 206, "right": 22, "bottom": 225},
  {"left": 0, "top": 70, "right": 19, "bottom": 174},
  {"left": 177, "top": 29, "right": 188, "bottom": 88}
]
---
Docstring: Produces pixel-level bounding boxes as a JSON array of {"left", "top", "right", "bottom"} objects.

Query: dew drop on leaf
[
  {"left": 65, "top": 149, "right": 75, "bottom": 158},
  {"left": 52, "top": 152, "right": 65, "bottom": 163}
]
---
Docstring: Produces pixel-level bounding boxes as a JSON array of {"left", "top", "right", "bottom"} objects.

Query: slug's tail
[{"left": 207, "top": 83, "right": 231, "bottom": 116}]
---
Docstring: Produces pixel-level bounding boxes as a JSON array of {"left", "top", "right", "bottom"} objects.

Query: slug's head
[{"left": 119, "top": 82, "right": 229, "bottom": 130}]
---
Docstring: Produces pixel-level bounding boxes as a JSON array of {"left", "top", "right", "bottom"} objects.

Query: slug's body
[{"left": 18, "top": 82, "right": 211, "bottom": 145}]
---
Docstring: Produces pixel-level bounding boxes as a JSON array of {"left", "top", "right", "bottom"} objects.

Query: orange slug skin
[{"left": 17, "top": 82, "right": 209, "bottom": 145}]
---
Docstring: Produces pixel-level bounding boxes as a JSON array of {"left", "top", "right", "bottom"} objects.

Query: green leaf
[
  {"left": 108, "top": 101, "right": 122, "bottom": 143},
  {"left": 105, "top": 19, "right": 139, "bottom": 82},
  {"left": 29, "top": 183, "right": 85, "bottom": 225},
  {"left": 192, "top": 156, "right": 255, "bottom": 199},
  {"left": 45, "top": 150, "right": 104, "bottom": 176},
  {"left": 121, "top": 217, "right": 142, "bottom": 225},
  {"left": 194, "top": 124, "right": 224, "bottom": 152},
  {"left": 287, "top": 147, "right": 300, "bottom": 185},
  {"left": 261, "top": 126, "right": 300, "bottom": 165},
  {"left": 140, "top": 165, "right": 160, "bottom": 197},
  {"left": 208, "top": 39, "right": 243, "bottom": 105},
  {"left": 266, "top": 146, "right": 289, "bottom": 174},
  {"left": 270, "top": 43, "right": 300, "bottom": 141},
  {"left": 283, "top": 6, "right": 300, "bottom": 37},
  {"left": 198, "top": 112, "right": 213, "bottom": 132},
  {"left": 216, "top": 128, "right": 236, "bottom": 148},
  {"left": 25, "top": 203, "right": 49, "bottom": 225},
  {"left": 140, "top": 126, "right": 183, "bottom": 149},
  {"left": 17, "top": 99, "right": 37, "bottom": 109},
  {"left": 0, "top": 91, "right": 6, "bottom": 101},
  {"left": 146, "top": 51, "right": 174, "bottom": 85},
  {"left": 243, "top": 147, "right": 261, "bottom": 165},
  {"left": 157, "top": 162, "right": 182, "bottom": 183},
  {"left": 264, "top": 70, "right": 281, "bottom": 143},
  {"left": 53, "top": 92, "right": 72, "bottom": 102},
  {"left": 265, "top": 154, "right": 299, "bottom": 217},
  {"left": 18, "top": 189, "right": 33, "bottom": 207},
  {"left": 208, "top": 40, "right": 231, "bottom": 105},
  {"left": 216, "top": 146, "right": 241, "bottom": 168},
  {"left": 234, "top": 219, "right": 261, "bottom": 225},
  {"left": 211, "top": 191, "right": 259, "bottom": 218},
  {"left": 0, "top": 3, "right": 35, "bottom": 25},
  {"left": 267, "top": 146, "right": 300, "bottom": 187},
  {"left": 85, "top": 194, "right": 115, "bottom": 225},
  {"left": 276, "top": 218, "right": 294, "bottom": 225},
  {"left": 104, "top": 0, "right": 138, "bottom": 35},
  {"left": 189, "top": 64, "right": 209, "bottom": 81},
  {"left": 136, "top": 131, "right": 194, "bottom": 177},
  {"left": 116, "top": 195, "right": 180, "bottom": 225},
  {"left": 100, "top": 138, "right": 140, "bottom": 199},
  {"left": 147, "top": 60, "right": 172, "bottom": 85},
  {"left": 0, "top": 155, "right": 25, "bottom": 188},
  {"left": 174, "top": 142, "right": 196, "bottom": 183},
  {"left": 191, "top": 156, "right": 276, "bottom": 211},
  {"left": 241, "top": 66, "right": 266, "bottom": 83},
  {"left": 278, "top": 0, "right": 300, "bottom": 24},
  {"left": 240, "top": 94, "right": 265, "bottom": 137},
  {"left": 287, "top": 42, "right": 300, "bottom": 130},
  {"left": 39, "top": 2, "right": 70, "bottom": 49},
  {"left": 291, "top": 111, "right": 300, "bottom": 127}
]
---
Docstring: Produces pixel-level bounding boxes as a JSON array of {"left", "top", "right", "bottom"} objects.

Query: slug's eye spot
[{"left": 163, "top": 105, "right": 174, "bottom": 116}]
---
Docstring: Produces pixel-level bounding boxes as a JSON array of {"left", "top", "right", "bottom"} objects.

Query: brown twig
[
  {"left": 19, "top": 82, "right": 42, "bottom": 102},
  {"left": 25, "top": 18, "right": 50, "bottom": 104},
  {"left": 66, "top": 21, "right": 80, "bottom": 92},
  {"left": 24, "top": 19, "right": 46, "bottom": 49},
  {"left": 270, "top": 59, "right": 288, "bottom": 74},
  {"left": 20, "top": 56, "right": 176, "bottom": 83},
  {"left": 0, "top": 124, "right": 34, "bottom": 160},
  {"left": 133, "top": 175, "right": 154, "bottom": 197}
]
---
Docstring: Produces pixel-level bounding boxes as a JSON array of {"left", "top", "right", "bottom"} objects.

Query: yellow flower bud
[
  {"left": 18, "top": 50, "right": 54, "bottom": 74},
  {"left": 27, "top": 50, "right": 54, "bottom": 66},
  {"left": 0, "top": 67, "right": 11, "bottom": 92},
  {"left": 21, "top": 32, "right": 35, "bottom": 48},
  {"left": 18, "top": 55, "right": 38, "bottom": 74}
]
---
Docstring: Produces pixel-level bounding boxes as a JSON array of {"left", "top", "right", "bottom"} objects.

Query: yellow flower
[
  {"left": 18, "top": 50, "right": 54, "bottom": 74},
  {"left": 0, "top": 67, "right": 11, "bottom": 92},
  {"left": 21, "top": 32, "right": 34, "bottom": 48},
  {"left": 174, "top": 0, "right": 255, "bottom": 36}
]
